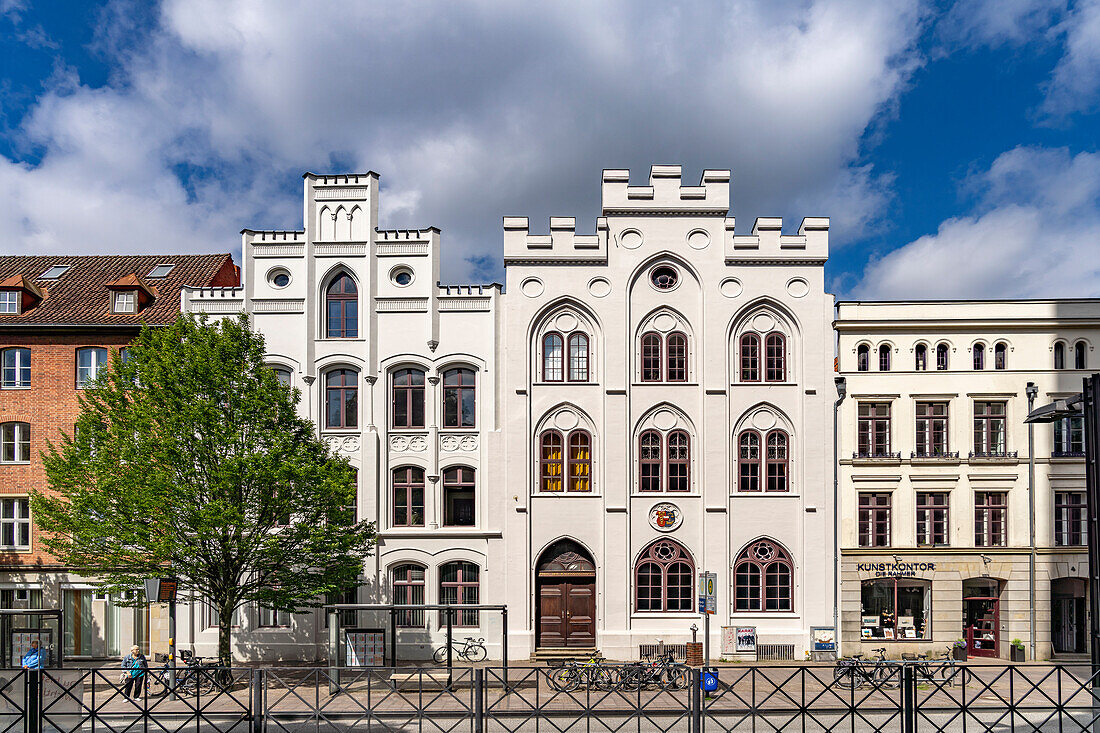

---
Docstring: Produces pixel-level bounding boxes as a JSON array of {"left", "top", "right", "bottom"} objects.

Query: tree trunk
[{"left": 218, "top": 605, "right": 234, "bottom": 667}]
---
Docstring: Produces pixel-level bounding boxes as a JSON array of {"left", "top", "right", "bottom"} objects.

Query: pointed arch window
[
  {"left": 936, "top": 344, "right": 949, "bottom": 370},
  {"left": 641, "top": 333, "right": 662, "bottom": 382},
  {"left": 1075, "top": 341, "right": 1087, "bottom": 370},
  {"left": 639, "top": 430, "right": 663, "bottom": 492},
  {"left": 765, "top": 333, "right": 786, "bottom": 381},
  {"left": 635, "top": 540, "right": 695, "bottom": 612},
  {"left": 973, "top": 344, "right": 985, "bottom": 370},
  {"left": 915, "top": 344, "right": 927, "bottom": 371},
  {"left": 734, "top": 539, "right": 793, "bottom": 612},
  {"left": 740, "top": 334, "right": 760, "bottom": 382},
  {"left": 738, "top": 429, "right": 789, "bottom": 493},
  {"left": 667, "top": 333, "right": 687, "bottom": 382},
  {"left": 325, "top": 273, "right": 358, "bottom": 338},
  {"left": 857, "top": 344, "right": 869, "bottom": 372},
  {"left": 994, "top": 343, "right": 1007, "bottom": 370},
  {"left": 392, "top": 368, "right": 425, "bottom": 429},
  {"left": 568, "top": 333, "right": 589, "bottom": 381},
  {"left": 542, "top": 333, "right": 563, "bottom": 381},
  {"left": 878, "top": 344, "right": 891, "bottom": 372}
]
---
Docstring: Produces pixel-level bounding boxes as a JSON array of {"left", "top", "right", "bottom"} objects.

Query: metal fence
[{"left": 10, "top": 662, "right": 1100, "bottom": 733}]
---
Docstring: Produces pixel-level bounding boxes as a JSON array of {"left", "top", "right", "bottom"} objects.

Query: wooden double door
[{"left": 537, "top": 576, "right": 596, "bottom": 648}]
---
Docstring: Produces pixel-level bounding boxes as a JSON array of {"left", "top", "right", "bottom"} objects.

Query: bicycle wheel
[
  {"left": 874, "top": 663, "right": 900, "bottom": 690},
  {"left": 832, "top": 664, "right": 858, "bottom": 690},
  {"left": 432, "top": 646, "right": 449, "bottom": 664},
  {"left": 593, "top": 666, "right": 620, "bottom": 691},
  {"left": 666, "top": 664, "right": 690, "bottom": 690},
  {"left": 549, "top": 666, "right": 579, "bottom": 692},
  {"left": 617, "top": 666, "right": 641, "bottom": 691},
  {"left": 465, "top": 643, "right": 487, "bottom": 662},
  {"left": 147, "top": 674, "right": 169, "bottom": 698}
]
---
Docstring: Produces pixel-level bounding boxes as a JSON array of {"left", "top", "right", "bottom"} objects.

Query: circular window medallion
[
  {"left": 687, "top": 229, "right": 711, "bottom": 250},
  {"left": 649, "top": 503, "right": 683, "bottom": 532},
  {"left": 751, "top": 410, "right": 777, "bottom": 430},
  {"left": 751, "top": 540, "right": 776, "bottom": 561},
  {"left": 554, "top": 313, "right": 578, "bottom": 332},
  {"left": 588, "top": 277, "right": 612, "bottom": 298},
  {"left": 652, "top": 410, "right": 678, "bottom": 431},
  {"left": 390, "top": 267, "right": 414, "bottom": 287},
  {"left": 553, "top": 410, "right": 579, "bottom": 430},
  {"left": 786, "top": 277, "right": 809, "bottom": 298},
  {"left": 652, "top": 314, "right": 677, "bottom": 332},
  {"left": 752, "top": 313, "right": 776, "bottom": 332},
  {"left": 720, "top": 278, "right": 743, "bottom": 298},
  {"left": 520, "top": 277, "right": 544, "bottom": 298},
  {"left": 267, "top": 268, "right": 291, "bottom": 288},
  {"left": 650, "top": 266, "right": 679, "bottom": 290},
  {"left": 620, "top": 229, "right": 643, "bottom": 250}
]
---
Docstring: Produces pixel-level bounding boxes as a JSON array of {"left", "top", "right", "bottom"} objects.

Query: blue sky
[{"left": 2, "top": 0, "right": 1099, "bottom": 299}]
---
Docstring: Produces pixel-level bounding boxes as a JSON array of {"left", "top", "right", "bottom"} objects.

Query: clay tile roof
[
  {"left": 0, "top": 274, "right": 44, "bottom": 299},
  {"left": 0, "top": 254, "right": 237, "bottom": 326}
]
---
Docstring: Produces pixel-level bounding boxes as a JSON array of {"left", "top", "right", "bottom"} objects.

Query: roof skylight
[
  {"left": 148, "top": 264, "right": 176, "bottom": 278},
  {"left": 39, "top": 265, "right": 70, "bottom": 279}
]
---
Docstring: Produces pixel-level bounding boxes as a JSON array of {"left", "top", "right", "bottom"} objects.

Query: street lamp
[
  {"left": 1026, "top": 382, "right": 1038, "bottom": 662},
  {"left": 1026, "top": 375, "right": 1097, "bottom": 729},
  {"left": 144, "top": 578, "right": 179, "bottom": 699}
]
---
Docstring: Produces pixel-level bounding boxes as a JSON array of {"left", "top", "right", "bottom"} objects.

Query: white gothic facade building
[{"left": 183, "top": 165, "right": 839, "bottom": 662}]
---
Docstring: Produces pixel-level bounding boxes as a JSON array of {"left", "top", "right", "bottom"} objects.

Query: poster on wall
[
  {"left": 810, "top": 626, "right": 836, "bottom": 652},
  {"left": 345, "top": 629, "right": 385, "bottom": 667},
  {"left": 735, "top": 626, "right": 757, "bottom": 653}
]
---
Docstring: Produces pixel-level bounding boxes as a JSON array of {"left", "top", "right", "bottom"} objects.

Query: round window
[
  {"left": 650, "top": 266, "right": 679, "bottom": 290},
  {"left": 391, "top": 268, "right": 414, "bottom": 287},
  {"left": 267, "top": 269, "right": 291, "bottom": 288}
]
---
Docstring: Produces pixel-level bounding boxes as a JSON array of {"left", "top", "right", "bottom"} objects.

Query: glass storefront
[{"left": 860, "top": 578, "right": 931, "bottom": 640}]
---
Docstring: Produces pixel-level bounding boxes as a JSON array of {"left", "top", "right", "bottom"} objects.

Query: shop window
[
  {"left": 392, "top": 564, "right": 426, "bottom": 627},
  {"left": 916, "top": 492, "right": 949, "bottom": 547},
  {"left": 439, "top": 562, "right": 479, "bottom": 627},
  {"left": 858, "top": 493, "right": 891, "bottom": 547},
  {"left": 860, "top": 579, "right": 930, "bottom": 640},
  {"left": 1054, "top": 492, "right": 1086, "bottom": 546},
  {"left": 634, "top": 539, "right": 694, "bottom": 613},
  {"left": 914, "top": 344, "right": 927, "bottom": 371},
  {"left": 733, "top": 539, "right": 793, "bottom": 612},
  {"left": 974, "top": 491, "right": 1007, "bottom": 547},
  {"left": 915, "top": 402, "right": 949, "bottom": 457}
]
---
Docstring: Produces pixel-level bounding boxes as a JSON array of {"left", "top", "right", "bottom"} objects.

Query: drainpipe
[
  {"left": 834, "top": 375, "right": 847, "bottom": 648},
  {"left": 1027, "top": 381, "right": 1038, "bottom": 661}
]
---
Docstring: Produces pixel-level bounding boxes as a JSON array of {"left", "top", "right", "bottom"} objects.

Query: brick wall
[{"left": 0, "top": 330, "right": 138, "bottom": 569}]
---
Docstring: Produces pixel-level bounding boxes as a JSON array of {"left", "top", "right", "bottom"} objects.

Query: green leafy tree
[{"left": 33, "top": 315, "right": 375, "bottom": 665}]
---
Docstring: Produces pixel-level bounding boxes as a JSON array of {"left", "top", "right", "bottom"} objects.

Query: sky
[{"left": 1, "top": 0, "right": 1099, "bottom": 299}]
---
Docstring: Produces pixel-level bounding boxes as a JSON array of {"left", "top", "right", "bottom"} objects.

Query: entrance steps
[{"left": 533, "top": 647, "right": 601, "bottom": 662}]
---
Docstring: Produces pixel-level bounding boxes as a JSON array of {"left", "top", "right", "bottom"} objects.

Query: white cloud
[
  {"left": 853, "top": 146, "right": 1100, "bottom": 299},
  {"left": 1041, "top": 0, "right": 1100, "bottom": 117},
  {"left": 937, "top": 0, "right": 1065, "bottom": 48},
  {"left": 0, "top": 0, "right": 928, "bottom": 280}
]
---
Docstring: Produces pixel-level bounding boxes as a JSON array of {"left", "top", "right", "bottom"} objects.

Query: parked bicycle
[
  {"left": 833, "top": 647, "right": 900, "bottom": 689},
  {"left": 147, "top": 652, "right": 228, "bottom": 697},
  {"left": 547, "top": 656, "right": 619, "bottom": 692},
  {"left": 433, "top": 636, "right": 487, "bottom": 663},
  {"left": 618, "top": 650, "right": 691, "bottom": 691},
  {"left": 911, "top": 647, "right": 957, "bottom": 687}
]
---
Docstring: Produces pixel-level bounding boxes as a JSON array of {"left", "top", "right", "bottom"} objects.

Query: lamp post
[
  {"left": 833, "top": 376, "right": 846, "bottom": 649},
  {"left": 1026, "top": 382, "right": 1038, "bottom": 662},
  {"left": 144, "top": 578, "right": 178, "bottom": 700},
  {"left": 1027, "top": 376, "right": 1098, "bottom": 731}
]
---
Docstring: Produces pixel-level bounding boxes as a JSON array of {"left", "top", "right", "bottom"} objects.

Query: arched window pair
[
  {"left": 1055, "top": 341, "right": 1088, "bottom": 370},
  {"left": 390, "top": 367, "right": 476, "bottom": 429},
  {"left": 973, "top": 343, "right": 1008, "bottom": 370},
  {"left": 542, "top": 332, "right": 589, "bottom": 382},
  {"left": 325, "top": 273, "right": 358, "bottom": 339},
  {"left": 392, "top": 561, "right": 481, "bottom": 628},
  {"left": 641, "top": 332, "right": 688, "bottom": 382},
  {"left": 733, "top": 539, "right": 793, "bottom": 612},
  {"left": 392, "top": 466, "right": 475, "bottom": 527},
  {"left": 635, "top": 540, "right": 694, "bottom": 612},
  {"left": 857, "top": 344, "right": 892, "bottom": 372},
  {"left": 639, "top": 429, "right": 690, "bottom": 492},
  {"left": 539, "top": 430, "right": 592, "bottom": 492},
  {"left": 740, "top": 333, "right": 785, "bottom": 382},
  {"left": 737, "top": 429, "right": 789, "bottom": 492}
]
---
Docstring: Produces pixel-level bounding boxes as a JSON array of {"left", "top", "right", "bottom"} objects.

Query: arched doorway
[{"left": 536, "top": 540, "right": 596, "bottom": 649}]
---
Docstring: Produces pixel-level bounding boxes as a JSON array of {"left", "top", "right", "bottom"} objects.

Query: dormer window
[
  {"left": 0, "top": 292, "right": 18, "bottom": 314},
  {"left": 113, "top": 291, "right": 137, "bottom": 314}
]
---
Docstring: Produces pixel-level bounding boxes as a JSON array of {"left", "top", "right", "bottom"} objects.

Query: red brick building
[{"left": 0, "top": 254, "right": 237, "bottom": 660}]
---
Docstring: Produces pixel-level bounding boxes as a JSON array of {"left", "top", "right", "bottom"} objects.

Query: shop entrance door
[
  {"left": 535, "top": 539, "right": 597, "bottom": 649},
  {"left": 963, "top": 579, "right": 1001, "bottom": 658},
  {"left": 1052, "top": 578, "right": 1087, "bottom": 654}
]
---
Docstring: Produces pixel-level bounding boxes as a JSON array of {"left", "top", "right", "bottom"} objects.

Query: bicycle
[
  {"left": 433, "top": 636, "right": 487, "bottom": 663},
  {"left": 912, "top": 647, "right": 957, "bottom": 687},
  {"left": 619, "top": 651, "right": 690, "bottom": 690},
  {"left": 547, "top": 657, "right": 619, "bottom": 692},
  {"left": 833, "top": 647, "right": 900, "bottom": 689},
  {"left": 147, "top": 653, "right": 222, "bottom": 697}
]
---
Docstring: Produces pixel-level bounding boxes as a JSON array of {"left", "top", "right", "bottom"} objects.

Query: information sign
[
  {"left": 697, "top": 572, "right": 717, "bottom": 615},
  {"left": 345, "top": 629, "right": 385, "bottom": 667}
]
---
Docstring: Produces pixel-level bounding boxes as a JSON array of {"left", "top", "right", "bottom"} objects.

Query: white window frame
[
  {"left": 112, "top": 291, "right": 137, "bottom": 314},
  {"left": 257, "top": 605, "right": 291, "bottom": 628},
  {"left": 76, "top": 348, "right": 108, "bottom": 388},
  {"left": 0, "top": 292, "right": 18, "bottom": 314},
  {"left": 0, "top": 423, "right": 30, "bottom": 464},
  {"left": 0, "top": 498, "right": 30, "bottom": 550},
  {"left": 1, "top": 348, "right": 30, "bottom": 388}
]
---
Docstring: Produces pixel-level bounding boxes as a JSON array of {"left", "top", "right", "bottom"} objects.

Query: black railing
[
  {"left": 969, "top": 450, "right": 1019, "bottom": 458},
  {"left": 911, "top": 451, "right": 960, "bottom": 459},
  {"left": 13, "top": 662, "right": 1100, "bottom": 733},
  {"left": 853, "top": 451, "right": 902, "bottom": 459},
  {"left": 1054, "top": 449, "right": 1087, "bottom": 458}
]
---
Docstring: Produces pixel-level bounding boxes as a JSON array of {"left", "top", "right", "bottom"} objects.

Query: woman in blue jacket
[{"left": 122, "top": 646, "right": 148, "bottom": 698}]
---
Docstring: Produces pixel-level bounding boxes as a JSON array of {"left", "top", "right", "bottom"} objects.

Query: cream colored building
[{"left": 835, "top": 300, "right": 1096, "bottom": 660}]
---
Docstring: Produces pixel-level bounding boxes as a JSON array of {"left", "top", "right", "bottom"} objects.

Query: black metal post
[
  {"left": 327, "top": 610, "right": 339, "bottom": 695},
  {"left": 446, "top": 607, "right": 453, "bottom": 688},
  {"left": 389, "top": 609, "right": 397, "bottom": 668},
  {"left": 168, "top": 599, "right": 177, "bottom": 701},
  {"left": 473, "top": 668, "right": 484, "bottom": 733},
  {"left": 501, "top": 607, "right": 508, "bottom": 692},
  {"left": 25, "top": 669, "right": 40, "bottom": 733},
  {"left": 250, "top": 668, "right": 264, "bottom": 733},
  {"left": 902, "top": 664, "right": 915, "bottom": 733},
  {"left": 691, "top": 668, "right": 702, "bottom": 733},
  {"left": 1083, "top": 375, "right": 1100, "bottom": 731}
]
